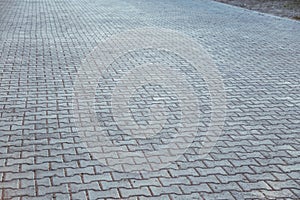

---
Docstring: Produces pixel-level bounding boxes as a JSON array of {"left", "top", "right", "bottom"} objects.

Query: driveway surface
[{"left": 0, "top": 0, "right": 299, "bottom": 199}]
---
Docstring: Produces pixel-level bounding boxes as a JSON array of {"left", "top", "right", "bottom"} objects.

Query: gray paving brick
[
  {"left": 201, "top": 191, "right": 234, "bottom": 200},
  {"left": 22, "top": 162, "right": 49, "bottom": 172},
  {"left": 209, "top": 182, "right": 242, "bottom": 193},
  {"left": 150, "top": 185, "right": 182, "bottom": 195},
  {"left": 111, "top": 171, "right": 142, "bottom": 181},
  {"left": 88, "top": 189, "right": 120, "bottom": 199},
  {"left": 223, "top": 165, "right": 255, "bottom": 175},
  {"left": 203, "top": 159, "right": 232, "bottom": 168},
  {"left": 238, "top": 181, "right": 272, "bottom": 191},
  {"left": 83, "top": 173, "right": 112, "bottom": 183},
  {"left": 171, "top": 193, "right": 202, "bottom": 200},
  {"left": 53, "top": 175, "right": 82, "bottom": 186},
  {"left": 35, "top": 156, "right": 63, "bottom": 164},
  {"left": 196, "top": 166, "right": 227, "bottom": 176},
  {"left": 120, "top": 187, "right": 151, "bottom": 198},
  {"left": 251, "top": 165, "right": 284, "bottom": 174},
  {"left": 64, "top": 153, "right": 92, "bottom": 162},
  {"left": 244, "top": 173, "right": 277, "bottom": 182},
  {"left": 131, "top": 178, "right": 161, "bottom": 188},
  {"left": 6, "top": 157, "right": 34, "bottom": 166},
  {"left": 160, "top": 177, "right": 190, "bottom": 186},
  {"left": 189, "top": 175, "right": 219, "bottom": 184},
  {"left": 180, "top": 184, "right": 211, "bottom": 193},
  {"left": 5, "top": 171, "right": 34, "bottom": 181},
  {"left": 138, "top": 195, "right": 170, "bottom": 200},
  {"left": 175, "top": 160, "right": 206, "bottom": 169},
  {"left": 23, "top": 195, "right": 54, "bottom": 200},
  {"left": 3, "top": 188, "right": 35, "bottom": 198},
  {"left": 231, "top": 191, "right": 260, "bottom": 199},
  {"left": 216, "top": 174, "right": 247, "bottom": 183},
  {"left": 142, "top": 170, "right": 171, "bottom": 179},
  {"left": 38, "top": 184, "right": 69, "bottom": 196},
  {"left": 51, "top": 161, "right": 79, "bottom": 170},
  {"left": 169, "top": 168, "right": 198, "bottom": 177}
]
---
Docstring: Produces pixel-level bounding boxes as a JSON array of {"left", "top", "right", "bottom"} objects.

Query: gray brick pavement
[{"left": 0, "top": 0, "right": 299, "bottom": 199}]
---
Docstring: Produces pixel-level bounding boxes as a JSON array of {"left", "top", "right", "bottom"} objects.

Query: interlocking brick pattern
[{"left": 0, "top": 0, "right": 299, "bottom": 199}]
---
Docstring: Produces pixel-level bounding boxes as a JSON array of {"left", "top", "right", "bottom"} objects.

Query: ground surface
[
  {"left": 214, "top": 0, "right": 300, "bottom": 19},
  {"left": 0, "top": 0, "right": 300, "bottom": 199}
]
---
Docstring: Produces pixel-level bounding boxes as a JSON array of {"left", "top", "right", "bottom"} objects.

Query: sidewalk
[{"left": 0, "top": 0, "right": 299, "bottom": 199}]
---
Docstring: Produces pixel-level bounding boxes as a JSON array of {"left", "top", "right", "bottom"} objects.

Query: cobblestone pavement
[{"left": 0, "top": 0, "right": 300, "bottom": 199}]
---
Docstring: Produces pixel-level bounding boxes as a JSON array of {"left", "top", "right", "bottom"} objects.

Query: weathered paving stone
[
  {"left": 0, "top": 0, "right": 299, "bottom": 199},
  {"left": 131, "top": 178, "right": 161, "bottom": 188},
  {"left": 159, "top": 177, "right": 190, "bottom": 186},
  {"left": 180, "top": 184, "right": 212, "bottom": 193},
  {"left": 119, "top": 187, "right": 152, "bottom": 198},
  {"left": 150, "top": 185, "right": 182, "bottom": 196},
  {"left": 88, "top": 189, "right": 120, "bottom": 199}
]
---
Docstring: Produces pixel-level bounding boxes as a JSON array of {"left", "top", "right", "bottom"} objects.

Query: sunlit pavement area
[{"left": 0, "top": 0, "right": 300, "bottom": 199}]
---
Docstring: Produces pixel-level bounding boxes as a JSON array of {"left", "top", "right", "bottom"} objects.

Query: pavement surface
[{"left": 0, "top": 0, "right": 300, "bottom": 199}]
